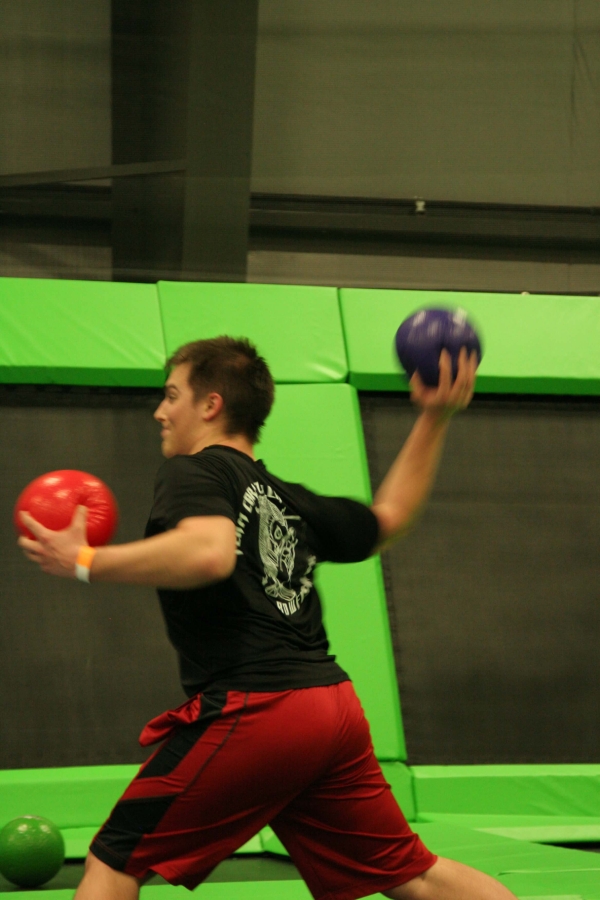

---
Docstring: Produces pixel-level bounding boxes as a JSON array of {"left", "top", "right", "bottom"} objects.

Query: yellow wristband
[{"left": 75, "top": 545, "right": 96, "bottom": 583}]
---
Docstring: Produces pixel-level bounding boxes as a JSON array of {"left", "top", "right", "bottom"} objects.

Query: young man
[{"left": 20, "top": 337, "right": 516, "bottom": 900}]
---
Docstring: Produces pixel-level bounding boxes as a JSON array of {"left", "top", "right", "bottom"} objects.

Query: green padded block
[
  {"left": 380, "top": 762, "right": 415, "bottom": 820},
  {"left": 257, "top": 384, "right": 406, "bottom": 760},
  {"left": 340, "top": 288, "right": 600, "bottom": 395},
  {"left": 142, "top": 885, "right": 313, "bottom": 900},
  {"left": 0, "top": 278, "right": 165, "bottom": 386},
  {"left": 417, "top": 814, "right": 600, "bottom": 844},
  {"left": 1, "top": 886, "right": 314, "bottom": 900},
  {"left": 4, "top": 893, "right": 75, "bottom": 900},
  {"left": 416, "top": 822, "right": 600, "bottom": 878},
  {"left": 0, "top": 765, "right": 138, "bottom": 829},
  {"left": 62, "top": 827, "right": 97, "bottom": 859},
  {"left": 502, "top": 872, "right": 600, "bottom": 899},
  {"left": 260, "top": 826, "right": 288, "bottom": 856},
  {"left": 412, "top": 765, "right": 600, "bottom": 817},
  {"left": 158, "top": 281, "right": 347, "bottom": 384}
]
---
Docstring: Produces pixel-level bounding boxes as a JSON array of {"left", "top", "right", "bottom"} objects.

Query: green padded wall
[
  {"left": 341, "top": 288, "right": 600, "bottom": 395},
  {"left": 257, "top": 384, "right": 406, "bottom": 760},
  {"left": 158, "top": 282, "right": 347, "bottom": 384},
  {"left": 0, "top": 278, "right": 165, "bottom": 386},
  {"left": 416, "top": 814, "right": 600, "bottom": 844},
  {"left": 412, "top": 765, "right": 600, "bottom": 817},
  {"left": 0, "top": 766, "right": 137, "bottom": 829},
  {"left": 417, "top": 822, "right": 600, "bottom": 897}
]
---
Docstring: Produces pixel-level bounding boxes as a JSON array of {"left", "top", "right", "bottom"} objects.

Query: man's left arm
[{"left": 18, "top": 508, "right": 237, "bottom": 589}]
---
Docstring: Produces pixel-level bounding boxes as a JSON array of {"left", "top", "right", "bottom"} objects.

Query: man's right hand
[{"left": 409, "top": 346, "right": 478, "bottom": 422}]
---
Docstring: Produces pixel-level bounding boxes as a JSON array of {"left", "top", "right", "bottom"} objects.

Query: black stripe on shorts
[
  {"left": 91, "top": 691, "right": 229, "bottom": 869},
  {"left": 137, "top": 690, "right": 228, "bottom": 780}
]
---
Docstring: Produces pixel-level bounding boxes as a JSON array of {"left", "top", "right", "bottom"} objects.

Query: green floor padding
[
  {"left": 157, "top": 281, "right": 347, "bottom": 385},
  {"left": 417, "top": 814, "right": 600, "bottom": 844},
  {"left": 0, "top": 886, "right": 313, "bottom": 900},
  {"left": 501, "top": 872, "right": 600, "bottom": 899},
  {"left": 0, "top": 278, "right": 165, "bottom": 386},
  {"left": 415, "top": 822, "right": 600, "bottom": 878},
  {"left": 3, "top": 875, "right": 597, "bottom": 900},
  {"left": 340, "top": 287, "right": 600, "bottom": 394},
  {"left": 412, "top": 765, "right": 600, "bottom": 817},
  {"left": 257, "top": 383, "right": 405, "bottom": 760},
  {"left": 0, "top": 893, "right": 75, "bottom": 900}
]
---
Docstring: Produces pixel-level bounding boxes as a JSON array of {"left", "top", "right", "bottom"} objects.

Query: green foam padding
[
  {"left": 62, "top": 827, "right": 97, "bottom": 859},
  {"left": 0, "top": 278, "right": 165, "bottom": 386},
  {"left": 412, "top": 765, "right": 600, "bottom": 817},
  {"left": 260, "top": 826, "right": 288, "bottom": 856},
  {"left": 502, "top": 873, "right": 600, "bottom": 899},
  {"left": 158, "top": 281, "right": 347, "bottom": 384},
  {"left": 1, "top": 893, "right": 76, "bottom": 900},
  {"left": 380, "top": 762, "right": 415, "bottom": 820},
  {"left": 0, "top": 765, "right": 138, "bottom": 829},
  {"left": 417, "top": 814, "right": 600, "bottom": 844},
  {"left": 141, "top": 885, "right": 312, "bottom": 900},
  {"left": 1, "top": 885, "right": 314, "bottom": 900},
  {"left": 340, "top": 288, "right": 600, "bottom": 394},
  {"left": 416, "top": 822, "right": 600, "bottom": 877},
  {"left": 257, "top": 384, "right": 405, "bottom": 760}
]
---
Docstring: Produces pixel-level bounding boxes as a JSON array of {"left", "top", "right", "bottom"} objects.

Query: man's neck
[{"left": 189, "top": 433, "right": 255, "bottom": 460}]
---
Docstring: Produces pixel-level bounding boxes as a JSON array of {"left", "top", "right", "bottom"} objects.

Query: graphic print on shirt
[{"left": 235, "top": 480, "right": 316, "bottom": 616}]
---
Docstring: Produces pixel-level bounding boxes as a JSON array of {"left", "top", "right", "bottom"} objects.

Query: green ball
[{"left": 0, "top": 816, "right": 65, "bottom": 888}]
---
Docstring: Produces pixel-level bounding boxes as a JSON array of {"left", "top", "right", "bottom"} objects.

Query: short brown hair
[{"left": 166, "top": 336, "right": 275, "bottom": 443}]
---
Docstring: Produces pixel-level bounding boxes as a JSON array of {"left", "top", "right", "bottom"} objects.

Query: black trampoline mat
[
  {"left": 0, "top": 389, "right": 184, "bottom": 769},
  {"left": 361, "top": 393, "right": 600, "bottom": 765}
]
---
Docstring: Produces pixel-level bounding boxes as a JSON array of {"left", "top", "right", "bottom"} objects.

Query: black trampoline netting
[
  {"left": 0, "top": 389, "right": 183, "bottom": 768},
  {"left": 361, "top": 393, "right": 600, "bottom": 765}
]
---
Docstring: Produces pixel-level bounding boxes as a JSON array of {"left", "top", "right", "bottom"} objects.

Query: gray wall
[
  {"left": 253, "top": 0, "right": 600, "bottom": 204},
  {"left": 0, "top": 0, "right": 111, "bottom": 174},
  {"left": 3, "top": 1, "right": 600, "bottom": 208}
]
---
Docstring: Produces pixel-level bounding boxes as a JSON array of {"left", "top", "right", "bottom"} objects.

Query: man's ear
[{"left": 202, "top": 392, "right": 224, "bottom": 422}]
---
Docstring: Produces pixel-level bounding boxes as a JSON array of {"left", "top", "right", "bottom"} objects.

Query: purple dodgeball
[{"left": 395, "top": 307, "right": 482, "bottom": 386}]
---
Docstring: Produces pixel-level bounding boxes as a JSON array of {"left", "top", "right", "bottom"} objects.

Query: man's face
[{"left": 154, "top": 363, "right": 205, "bottom": 458}]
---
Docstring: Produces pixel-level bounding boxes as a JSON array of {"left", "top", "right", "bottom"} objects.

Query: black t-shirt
[{"left": 145, "top": 445, "right": 380, "bottom": 695}]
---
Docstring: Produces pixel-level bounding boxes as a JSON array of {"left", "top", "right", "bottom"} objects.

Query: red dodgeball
[{"left": 14, "top": 470, "right": 119, "bottom": 546}]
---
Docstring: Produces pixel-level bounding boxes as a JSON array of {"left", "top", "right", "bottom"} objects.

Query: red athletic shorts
[{"left": 90, "top": 681, "right": 436, "bottom": 900}]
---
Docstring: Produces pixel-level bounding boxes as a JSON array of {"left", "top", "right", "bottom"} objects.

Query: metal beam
[
  {"left": 0, "top": 161, "right": 185, "bottom": 189},
  {"left": 110, "top": 0, "right": 259, "bottom": 283}
]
